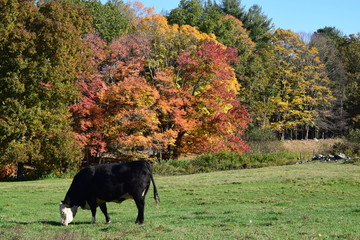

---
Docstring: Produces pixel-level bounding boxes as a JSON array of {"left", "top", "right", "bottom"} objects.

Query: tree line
[{"left": 0, "top": 0, "right": 359, "bottom": 176}]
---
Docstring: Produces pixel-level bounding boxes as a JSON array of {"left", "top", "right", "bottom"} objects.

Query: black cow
[{"left": 59, "top": 160, "right": 159, "bottom": 225}]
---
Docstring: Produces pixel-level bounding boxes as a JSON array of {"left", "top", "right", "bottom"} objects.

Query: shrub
[
  {"left": 154, "top": 151, "right": 298, "bottom": 175},
  {"left": 347, "top": 128, "right": 360, "bottom": 143},
  {"left": 332, "top": 142, "right": 360, "bottom": 162},
  {"left": 246, "top": 151, "right": 298, "bottom": 168},
  {"left": 191, "top": 152, "right": 248, "bottom": 172}
]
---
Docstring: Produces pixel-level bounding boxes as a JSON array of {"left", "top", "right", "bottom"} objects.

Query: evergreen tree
[
  {"left": 198, "top": 0, "right": 224, "bottom": 34},
  {"left": 167, "top": 0, "right": 203, "bottom": 27},
  {"left": 221, "top": 0, "right": 245, "bottom": 20},
  {"left": 242, "top": 4, "right": 273, "bottom": 46}
]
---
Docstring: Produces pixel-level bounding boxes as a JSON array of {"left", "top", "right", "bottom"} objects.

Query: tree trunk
[
  {"left": 17, "top": 162, "right": 26, "bottom": 181},
  {"left": 172, "top": 131, "right": 186, "bottom": 158},
  {"left": 305, "top": 125, "right": 309, "bottom": 140}
]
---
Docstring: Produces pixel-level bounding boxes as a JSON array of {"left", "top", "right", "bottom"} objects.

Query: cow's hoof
[
  {"left": 135, "top": 220, "right": 144, "bottom": 225},
  {"left": 106, "top": 220, "right": 111, "bottom": 224}
]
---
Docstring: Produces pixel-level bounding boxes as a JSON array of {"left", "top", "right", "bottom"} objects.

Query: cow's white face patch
[{"left": 59, "top": 202, "right": 78, "bottom": 226}]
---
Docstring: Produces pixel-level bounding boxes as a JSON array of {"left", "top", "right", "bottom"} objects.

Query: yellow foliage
[{"left": 268, "top": 29, "right": 334, "bottom": 132}]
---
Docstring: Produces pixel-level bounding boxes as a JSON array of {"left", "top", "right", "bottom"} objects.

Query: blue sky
[{"left": 137, "top": 0, "right": 360, "bottom": 36}]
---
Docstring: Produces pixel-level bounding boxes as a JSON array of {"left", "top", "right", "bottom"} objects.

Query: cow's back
[{"left": 91, "top": 161, "right": 151, "bottom": 202}]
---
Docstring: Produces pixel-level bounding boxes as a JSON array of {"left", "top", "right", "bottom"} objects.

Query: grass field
[{"left": 0, "top": 162, "right": 359, "bottom": 240}]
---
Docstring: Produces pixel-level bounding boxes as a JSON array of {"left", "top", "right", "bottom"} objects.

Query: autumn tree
[
  {"left": 135, "top": 15, "right": 250, "bottom": 155},
  {"left": 80, "top": 14, "right": 251, "bottom": 159},
  {"left": 268, "top": 29, "right": 333, "bottom": 140},
  {"left": 0, "top": 0, "right": 92, "bottom": 177},
  {"left": 176, "top": 40, "right": 250, "bottom": 154},
  {"left": 133, "top": 14, "right": 215, "bottom": 71},
  {"left": 69, "top": 33, "right": 107, "bottom": 155}
]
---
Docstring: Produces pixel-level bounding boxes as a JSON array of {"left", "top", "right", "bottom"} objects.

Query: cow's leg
[
  {"left": 88, "top": 199, "right": 97, "bottom": 224},
  {"left": 134, "top": 196, "right": 145, "bottom": 224},
  {"left": 100, "top": 203, "right": 111, "bottom": 224}
]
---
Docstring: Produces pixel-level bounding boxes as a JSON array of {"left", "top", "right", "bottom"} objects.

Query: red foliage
[
  {"left": 70, "top": 34, "right": 107, "bottom": 153},
  {"left": 70, "top": 35, "right": 250, "bottom": 158},
  {"left": 177, "top": 40, "right": 250, "bottom": 154}
]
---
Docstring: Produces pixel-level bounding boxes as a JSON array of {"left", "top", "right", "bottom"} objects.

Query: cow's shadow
[
  {"left": 7, "top": 220, "right": 91, "bottom": 226},
  {"left": 39, "top": 220, "right": 91, "bottom": 226},
  {"left": 39, "top": 220, "right": 60, "bottom": 226}
]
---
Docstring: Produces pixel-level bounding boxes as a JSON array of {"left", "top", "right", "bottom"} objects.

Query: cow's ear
[{"left": 60, "top": 201, "right": 69, "bottom": 207}]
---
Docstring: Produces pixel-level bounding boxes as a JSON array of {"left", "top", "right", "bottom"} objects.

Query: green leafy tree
[
  {"left": 221, "top": 0, "right": 272, "bottom": 47},
  {"left": 63, "top": 0, "right": 132, "bottom": 43},
  {"left": 341, "top": 34, "right": 360, "bottom": 128},
  {"left": 198, "top": 1, "right": 224, "bottom": 34},
  {"left": 316, "top": 27, "right": 344, "bottom": 44},
  {"left": 0, "top": 0, "right": 92, "bottom": 177},
  {"left": 167, "top": 0, "right": 203, "bottom": 27}
]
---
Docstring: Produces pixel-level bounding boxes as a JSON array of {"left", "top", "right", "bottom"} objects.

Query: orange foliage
[
  {"left": 128, "top": 0, "right": 154, "bottom": 18},
  {"left": 74, "top": 16, "right": 251, "bottom": 159},
  {"left": 0, "top": 164, "right": 16, "bottom": 179}
]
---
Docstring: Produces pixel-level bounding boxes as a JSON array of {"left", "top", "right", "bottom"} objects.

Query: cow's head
[{"left": 59, "top": 202, "right": 78, "bottom": 226}]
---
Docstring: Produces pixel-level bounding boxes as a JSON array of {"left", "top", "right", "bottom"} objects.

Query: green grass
[{"left": 1, "top": 162, "right": 360, "bottom": 239}]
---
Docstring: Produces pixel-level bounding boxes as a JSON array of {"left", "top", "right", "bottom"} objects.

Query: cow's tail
[
  {"left": 150, "top": 173, "right": 160, "bottom": 206},
  {"left": 145, "top": 161, "right": 160, "bottom": 205}
]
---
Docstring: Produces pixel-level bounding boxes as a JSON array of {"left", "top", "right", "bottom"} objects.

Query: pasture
[{"left": 0, "top": 162, "right": 359, "bottom": 240}]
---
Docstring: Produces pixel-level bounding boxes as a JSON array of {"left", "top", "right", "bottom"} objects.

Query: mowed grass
[{"left": 0, "top": 162, "right": 359, "bottom": 240}]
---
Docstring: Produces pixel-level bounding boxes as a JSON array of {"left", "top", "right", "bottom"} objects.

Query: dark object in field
[
  {"left": 59, "top": 160, "right": 159, "bottom": 226},
  {"left": 312, "top": 153, "right": 349, "bottom": 162}
]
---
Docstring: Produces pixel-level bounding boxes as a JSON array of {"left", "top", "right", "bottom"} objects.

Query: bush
[
  {"left": 327, "top": 129, "right": 360, "bottom": 163},
  {"left": 154, "top": 151, "right": 297, "bottom": 175},
  {"left": 332, "top": 142, "right": 360, "bottom": 162},
  {"left": 246, "top": 151, "right": 298, "bottom": 167},
  {"left": 347, "top": 128, "right": 360, "bottom": 143},
  {"left": 191, "top": 152, "right": 248, "bottom": 172}
]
